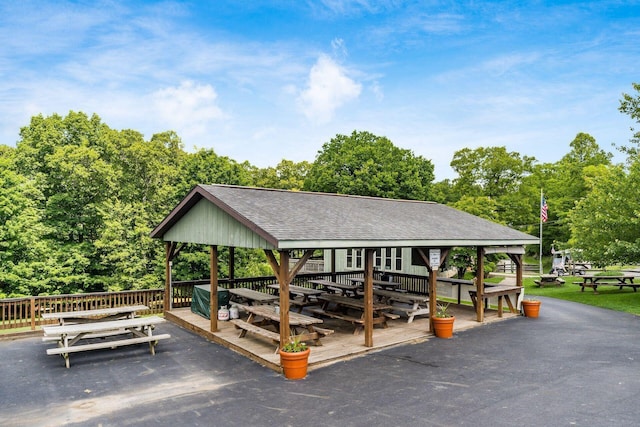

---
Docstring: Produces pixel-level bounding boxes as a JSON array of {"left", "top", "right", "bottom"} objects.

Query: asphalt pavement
[{"left": 1, "top": 296, "right": 639, "bottom": 427}]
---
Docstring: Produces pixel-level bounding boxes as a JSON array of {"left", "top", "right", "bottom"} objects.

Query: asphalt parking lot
[{"left": 1, "top": 296, "right": 639, "bottom": 427}]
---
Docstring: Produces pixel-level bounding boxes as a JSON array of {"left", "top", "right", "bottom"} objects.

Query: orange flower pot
[
  {"left": 279, "top": 348, "right": 311, "bottom": 380},
  {"left": 432, "top": 316, "right": 455, "bottom": 339},
  {"left": 522, "top": 300, "right": 541, "bottom": 318}
]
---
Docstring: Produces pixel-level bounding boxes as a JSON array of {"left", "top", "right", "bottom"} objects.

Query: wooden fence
[
  {"left": 1, "top": 270, "right": 431, "bottom": 333},
  {"left": 0, "top": 289, "right": 164, "bottom": 331}
]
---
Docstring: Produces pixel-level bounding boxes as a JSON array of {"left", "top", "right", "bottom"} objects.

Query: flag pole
[{"left": 539, "top": 188, "right": 543, "bottom": 275}]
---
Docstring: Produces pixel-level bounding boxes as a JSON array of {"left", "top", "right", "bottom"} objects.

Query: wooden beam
[
  {"left": 164, "top": 241, "right": 172, "bottom": 314},
  {"left": 263, "top": 250, "right": 281, "bottom": 284},
  {"left": 210, "top": 245, "right": 219, "bottom": 332},
  {"left": 508, "top": 253, "right": 524, "bottom": 287},
  {"left": 364, "top": 248, "right": 374, "bottom": 347},
  {"left": 476, "top": 247, "right": 484, "bottom": 322},
  {"left": 278, "top": 250, "right": 291, "bottom": 349},
  {"left": 416, "top": 248, "right": 449, "bottom": 332},
  {"left": 289, "top": 249, "right": 314, "bottom": 278}
]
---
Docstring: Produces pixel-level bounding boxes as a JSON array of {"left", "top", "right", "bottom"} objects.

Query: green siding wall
[{"left": 163, "top": 199, "right": 275, "bottom": 249}]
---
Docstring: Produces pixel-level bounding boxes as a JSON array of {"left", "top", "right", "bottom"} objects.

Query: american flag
[{"left": 541, "top": 197, "right": 548, "bottom": 223}]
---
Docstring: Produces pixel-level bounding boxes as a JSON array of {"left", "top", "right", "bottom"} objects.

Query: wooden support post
[
  {"left": 278, "top": 250, "right": 291, "bottom": 349},
  {"left": 164, "top": 242, "right": 172, "bottom": 315},
  {"left": 364, "top": 248, "right": 374, "bottom": 347},
  {"left": 30, "top": 297, "right": 36, "bottom": 330},
  {"left": 476, "top": 247, "right": 485, "bottom": 322},
  {"left": 210, "top": 245, "right": 219, "bottom": 332}
]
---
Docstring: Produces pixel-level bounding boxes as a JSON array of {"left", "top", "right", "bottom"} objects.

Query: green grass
[{"left": 524, "top": 275, "right": 640, "bottom": 315}]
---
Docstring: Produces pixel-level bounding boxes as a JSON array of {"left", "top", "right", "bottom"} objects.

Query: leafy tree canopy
[{"left": 304, "top": 130, "right": 434, "bottom": 200}]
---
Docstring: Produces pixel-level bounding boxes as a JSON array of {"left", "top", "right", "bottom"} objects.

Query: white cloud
[
  {"left": 297, "top": 55, "right": 362, "bottom": 124},
  {"left": 150, "top": 81, "right": 228, "bottom": 140}
]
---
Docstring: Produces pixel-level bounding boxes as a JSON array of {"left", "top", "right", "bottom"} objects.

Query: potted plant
[
  {"left": 521, "top": 298, "right": 541, "bottom": 318},
  {"left": 432, "top": 303, "right": 455, "bottom": 338},
  {"left": 279, "top": 336, "right": 310, "bottom": 380}
]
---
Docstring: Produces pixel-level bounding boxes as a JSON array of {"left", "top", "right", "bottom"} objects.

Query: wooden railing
[
  {"left": 1, "top": 271, "right": 431, "bottom": 333},
  {"left": 0, "top": 289, "right": 164, "bottom": 331}
]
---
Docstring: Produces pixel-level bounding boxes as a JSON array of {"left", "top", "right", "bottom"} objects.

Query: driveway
[{"left": 1, "top": 297, "right": 639, "bottom": 426}]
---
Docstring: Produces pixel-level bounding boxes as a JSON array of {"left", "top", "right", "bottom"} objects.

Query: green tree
[
  {"left": 254, "top": 159, "right": 311, "bottom": 190},
  {"left": 304, "top": 130, "right": 434, "bottom": 200}
]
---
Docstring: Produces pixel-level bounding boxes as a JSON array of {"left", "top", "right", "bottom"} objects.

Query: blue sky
[{"left": 2, "top": 1, "right": 639, "bottom": 180}]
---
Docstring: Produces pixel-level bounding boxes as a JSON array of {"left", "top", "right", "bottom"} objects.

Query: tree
[
  {"left": 304, "top": 130, "right": 434, "bottom": 200},
  {"left": 254, "top": 159, "right": 311, "bottom": 190},
  {"left": 450, "top": 146, "right": 535, "bottom": 198}
]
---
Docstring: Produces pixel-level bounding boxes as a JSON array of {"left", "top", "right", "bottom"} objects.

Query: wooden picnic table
[
  {"left": 42, "top": 315, "right": 170, "bottom": 368},
  {"left": 228, "top": 288, "right": 279, "bottom": 305},
  {"left": 348, "top": 277, "right": 401, "bottom": 291},
  {"left": 310, "top": 294, "right": 396, "bottom": 335},
  {"left": 267, "top": 284, "right": 324, "bottom": 312},
  {"left": 230, "top": 304, "right": 331, "bottom": 349},
  {"left": 577, "top": 275, "right": 640, "bottom": 294},
  {"left": 468, "top": 284, "right": 522, "bottom": 318},
  {"left": 373, "top": 289, "right": 430, "bottom": 323},
  {"left": 534, "top": 274, "right": 565, "bottom": 287},
  {"left": 308, "top": 279, "right": 360, "bottom": 297},
  {"left": 41, "top": 305, "right": 149, "bottom": 325}
]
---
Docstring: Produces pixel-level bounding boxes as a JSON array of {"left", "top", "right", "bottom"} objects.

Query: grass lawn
[{"left": 523, "top": 275, "right": 640, "bottom": 316}]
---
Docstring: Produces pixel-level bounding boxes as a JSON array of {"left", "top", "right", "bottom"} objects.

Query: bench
[
  {"left": 307, "top": 307, "right": 364, "bottom": 324},
  {"left": 46, "top": 335, "right": 171, "bottom": 356},
  {"left": 468, "top": 286, "right": 522, "bottom": 317},
  {"left": 230, "top": 319, "right": 281, "bottom": 343},
  {"left": 534, "top": 277, "right": 565, "bottom": 287}
]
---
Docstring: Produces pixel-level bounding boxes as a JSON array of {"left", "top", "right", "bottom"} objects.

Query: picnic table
[
  {"left": 348, "top": 277, "right": 401, "bottom": 291},
  {"left": 310, "top": 294, "right": 397, "bottom": 335},
  {"left": 41, "top": 304, "right": 149, "bottom": 325},
  {"left": 308, "top": 279, "right": 360, "bottom": 297},
  {"left": 577, "top": 275, "right": 640, "bottom": 294},
  {"left": 468, "top": 284, "right": 522, "bottom": 318},
  {"left": 373, "top": 289, "right": 430, "bottom": 323},
  {"left": 267, "top": 284, "right": 324, "bottom": 312},
  {"left": 534, "top": 274, "right": 566, "bottom": 287},
  {"left": 42, "top": 315, "right": 170, "bottom": 368},
  {"left": 228, "top": 288, "right": 279, "bottom": 305},
  {"left": 230, "top": 304, "right": 332, "bottom": 349}
]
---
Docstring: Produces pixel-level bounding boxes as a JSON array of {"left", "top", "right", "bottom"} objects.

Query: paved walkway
[{"left": 1, "top": 297, "right": 639, "bottom": 426}]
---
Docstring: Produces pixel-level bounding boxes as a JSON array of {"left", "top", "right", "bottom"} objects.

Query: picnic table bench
[
  {"left": 309, "top": 294, "right": 398, "bottom": 335},
  {"left": 468, "top": 285, "right": 522, "bottom": 317},
  {"left": 577, "top": 275, "right": 640, "bottom": 294},
  {"left": 267, "top": 284, "right": 324, "bottom": 312},
  {"left": 228, "top": 288, "right": 279, "bottom": 305},
  {"left": 373, "top": 289, "right": 430, "bottom": 323},
  {"left": 308, "top": 279, "right": 360, "bottom": 297},
  {"left": 348, "top": 277, "right": 401, "bottom": 291},
  {"left": 231, "top": 304, "right": 332, "bottom": 350},
  {"left": 534, "top": 274, "right": 565, "bottom": 287},
  {"left": 42, "top": 315, "right": 170, "bottom": 368},
  {"left": 41, "top": 304, "right": 149, "bottom": 325}
]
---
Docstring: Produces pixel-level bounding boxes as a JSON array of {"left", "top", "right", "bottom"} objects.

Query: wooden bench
[
  {"left": 43, "top": 316, "right": 169, "bottom": 368},
  {"left": 468, "top": 285, "right": 522, "bottom": 317},
  {"left": 231, "top": 319, "right": 280, "bottom": 343},
  {"left": 577, "top": 282, "right": 640, "bottom": 294}
]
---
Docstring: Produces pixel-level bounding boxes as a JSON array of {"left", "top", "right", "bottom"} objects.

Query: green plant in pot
[
  {"left": 432, "top": 302, "right": 455, "bottom": 338},
  {"left": 279, "top": 336, "right": 310, "bottom": 380}
]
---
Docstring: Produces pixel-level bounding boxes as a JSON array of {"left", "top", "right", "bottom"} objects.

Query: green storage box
[{"left": 191, "top": 284, "right": 230, "bottom": 319}]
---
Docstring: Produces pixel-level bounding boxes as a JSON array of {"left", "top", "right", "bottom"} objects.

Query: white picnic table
[
  {"left": 41, "top": 304, "right": 149, "bottom": 325},
  {"left": 42, "top": 311, "right": 170, "bottom": 368}
]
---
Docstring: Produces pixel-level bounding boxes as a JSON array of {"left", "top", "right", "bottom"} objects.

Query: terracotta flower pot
[
  {"left": 279, "top": 348, "right": 311, "bottom": 380},
  {"left": 522, "top": 300, "right": 541, "bottom": 318},
  {"left": 432, "top": 316, "right": 455, "bottom": 339}
]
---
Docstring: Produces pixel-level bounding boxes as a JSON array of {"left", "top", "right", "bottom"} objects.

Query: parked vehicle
[{"left": 550, "top": 249, "right": 591, "bottom": 275}]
